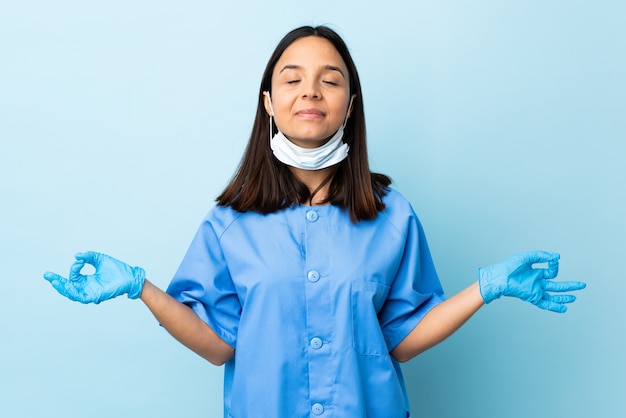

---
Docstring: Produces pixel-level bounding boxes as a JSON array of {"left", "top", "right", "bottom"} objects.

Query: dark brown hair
[{"left": 216, "top": 25, "right": 391, "bottom": 222}]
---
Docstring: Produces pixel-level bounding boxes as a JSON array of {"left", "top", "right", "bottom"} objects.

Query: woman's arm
[
  {"left": 43, "top": 251, "right": 234, "bottom": 366},
  {"left": 140, "top": 280, "right": 234, "bottom": 366},
  {"left": 391, "top": 282, "right": 483, "bottom": 362},
  {"left": 390, "top": 251, "right": 586, "bottom": 363}
]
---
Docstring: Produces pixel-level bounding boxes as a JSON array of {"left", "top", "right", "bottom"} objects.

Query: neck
[{"left": 289, "top": 166, "right": 334, "bottom": 206}]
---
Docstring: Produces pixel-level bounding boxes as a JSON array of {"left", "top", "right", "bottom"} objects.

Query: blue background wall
[{"left": 1, "top": 1, "right": 623, "bottom": 417}]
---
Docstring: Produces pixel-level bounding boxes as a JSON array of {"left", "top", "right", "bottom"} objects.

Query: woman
[{"left": 44, "top": 25, "right": 586, "bottom": 418}]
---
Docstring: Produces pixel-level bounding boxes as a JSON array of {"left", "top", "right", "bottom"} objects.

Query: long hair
[{"left": 216, "top": 25, "right": 391, "bottom": 222}]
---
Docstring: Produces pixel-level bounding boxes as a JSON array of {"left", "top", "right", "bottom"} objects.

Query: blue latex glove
[
  {"left": 43, "top": 251, "right": 145, "bottom": 304},
  {"left": 478, "top": 251, "right": 586, "bottom": 313}
]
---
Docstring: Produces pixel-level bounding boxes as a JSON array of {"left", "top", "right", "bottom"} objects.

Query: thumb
[
  {"left": 69, "top": 258, "right": 86, "bottom": 279},
  {"left": 71, "top": 251, "right": 101, "bottom": 279}
]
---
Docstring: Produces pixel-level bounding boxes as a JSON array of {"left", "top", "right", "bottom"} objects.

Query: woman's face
[{"left": 264, "top": 36, "right": 352, "bottom": 149}]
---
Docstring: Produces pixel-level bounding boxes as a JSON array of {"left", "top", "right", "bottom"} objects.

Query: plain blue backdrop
[{"left": 1, "top": 1, "right": 624, "bottom": 417}]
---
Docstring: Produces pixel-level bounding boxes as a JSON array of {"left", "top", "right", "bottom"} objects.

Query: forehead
[{"left": 274, "top": 36, "right": 348, "bottom": 74}]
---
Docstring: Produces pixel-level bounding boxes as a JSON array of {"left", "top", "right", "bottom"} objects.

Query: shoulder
[
  {"left": 202, "top": 204, "right": 282, "bottom": 239},
  {"left": 377, "top": 188, "right": 424, "bottom": 235},
  {"left": 381, "top": 188, "right": 411, "bottom": 208},
  {"left": 380, "top": 188, "right": 418, "bottom": 218},
  {"left": 201, "top": 204, "right": 245, "bottom": 239}
]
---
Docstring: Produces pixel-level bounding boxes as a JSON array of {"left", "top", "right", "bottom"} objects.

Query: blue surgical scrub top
[{"left": 166, "top": 188, "right": 445, "bottom": 418}]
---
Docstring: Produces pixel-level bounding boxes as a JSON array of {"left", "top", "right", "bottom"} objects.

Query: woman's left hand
[{"left": 478, "top": 251, "right": 586, "bottom": 313}]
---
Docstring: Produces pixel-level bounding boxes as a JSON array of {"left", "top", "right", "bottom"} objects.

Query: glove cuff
[
  {"left": 127, "top": 266, "right": 146, "bottom": 299},
  {"left": 478, "top": 267, "right": 503, "bottom": 304}
]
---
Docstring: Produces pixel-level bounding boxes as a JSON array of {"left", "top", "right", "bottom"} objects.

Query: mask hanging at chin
[{"left": 266, "top": 93, "right": 354, "bottom": 170}]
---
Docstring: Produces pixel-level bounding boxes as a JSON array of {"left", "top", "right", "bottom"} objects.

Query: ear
[{"left": 263, "top": 91, "right": 273, "bottom": 116}]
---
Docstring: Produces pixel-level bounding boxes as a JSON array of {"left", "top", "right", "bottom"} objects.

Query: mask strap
[
  {"left": 266, "top": 92, "right": 275, "bottom": 144},
  {"left": 341, "top": 95, "right": 355, "bottom": 129},
  {"left": 269, "top": 114, "right": 273, "bottom": 145}
]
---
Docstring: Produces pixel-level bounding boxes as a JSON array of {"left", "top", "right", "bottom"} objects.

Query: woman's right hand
[{"left": 43, "top": 251, "right": 145, "bottom": 304}]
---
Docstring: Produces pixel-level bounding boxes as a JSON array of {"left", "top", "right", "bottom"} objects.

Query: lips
[{"left": 296, "top": 108, "right": 325, "bottom": 118}]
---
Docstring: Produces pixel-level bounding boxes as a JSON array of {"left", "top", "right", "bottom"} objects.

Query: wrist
[
  {"left": 478, "top": 266, "right": 504, "bottom": 304},
  {"left": 127, "top": 266, "right": 146, "bottom": 299}
]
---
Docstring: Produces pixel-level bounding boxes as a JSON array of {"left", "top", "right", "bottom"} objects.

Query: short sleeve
[
  {"left": 166, "top": 214, "right": 241, "bottom": 348},
  {"left": 378, "top": 204, "right": 446, "bottom": 351}
]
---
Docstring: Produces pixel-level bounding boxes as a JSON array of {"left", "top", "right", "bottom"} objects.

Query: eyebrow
[{"left": 279, "top": 64, "right": 346, "bottom": 78}]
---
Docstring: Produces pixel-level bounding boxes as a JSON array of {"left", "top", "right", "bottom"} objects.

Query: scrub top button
[
  {"left": 306, "top": 210, "right": 319, "bottom": 222},
  {"left": 312, "top": 403, "right": 324, "bottom": 415},
  {"left": 310, "top": 337, "right": 323, "bottom": 349},
  {"left": 307, "top": 270, "right": 320, "bottom": 282}
]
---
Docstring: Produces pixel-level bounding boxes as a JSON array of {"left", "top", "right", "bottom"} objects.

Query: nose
[{"left": 301, "top": 80, "right": 321, "bottom": 99}]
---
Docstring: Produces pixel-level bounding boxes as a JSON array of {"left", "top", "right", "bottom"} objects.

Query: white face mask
[{"left": 266, "top": 93, "right": 354, "bottom": 170}]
